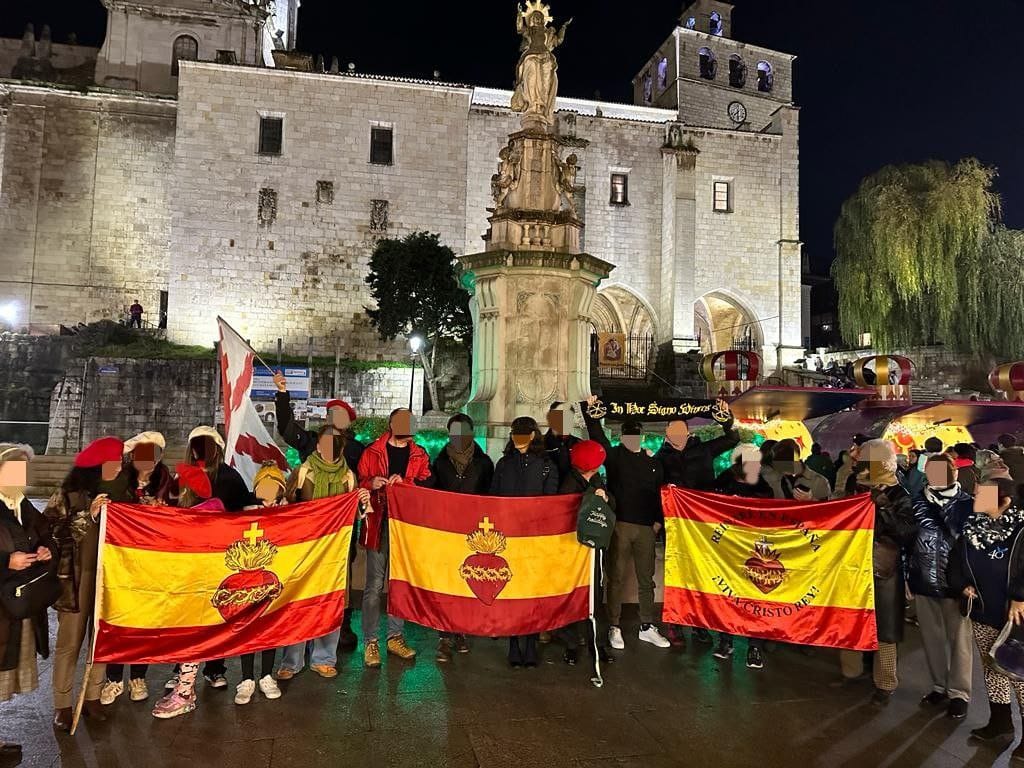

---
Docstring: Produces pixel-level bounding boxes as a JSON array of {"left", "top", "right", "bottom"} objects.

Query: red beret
[
  {"left": 176, "top": 462, "right": 212, "bottom": 500},
  {"left": 326, "top": 400, "right": 357, "bottom": 421},
  {"left": 74, "top": 436, "right": 125, "bottom": 468},
  {"left": 571, "top": 440, "right": 606, "bottom": 473}
]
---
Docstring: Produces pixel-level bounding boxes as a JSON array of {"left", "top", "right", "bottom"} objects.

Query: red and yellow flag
[
  {"left": 662, "top": 488, "right": 877, "bottom": 651},
  {"left": 386, "top": 484, "right": 591, "bottom": 636},
  {"left": 93, "top": 495, "right": 358, "bottom": 663}
]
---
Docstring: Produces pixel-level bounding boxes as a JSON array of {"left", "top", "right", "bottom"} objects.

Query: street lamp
[
  {"left": 408, "top": 334, "right": 424, "bottom": 411},
  {"left": 0, "top": 302, "right": 18, "bottom": 327}
]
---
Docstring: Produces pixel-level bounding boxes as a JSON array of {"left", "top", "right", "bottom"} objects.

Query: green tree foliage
[
  {"left": 831, "top": 159, "right": 1024, "bottom": 356},
  {"left": 364, "top": 231, "right": 472, "bottom": 345}
]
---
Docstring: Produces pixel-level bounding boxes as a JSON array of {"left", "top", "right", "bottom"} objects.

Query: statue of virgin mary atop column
[{"left": 510, "top": 1, "right": 571, "bottom": 131}]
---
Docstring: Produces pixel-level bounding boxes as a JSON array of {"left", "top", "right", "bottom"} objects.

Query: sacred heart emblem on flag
[
  {"left": 743, "top": 536, "right": 786, "bottom": 594},
  {"left": 459, "top": 517, "right": 512, "bottom": 606},
  {"left": 211, "top": 522, "right": 283, "bottom": 626}
]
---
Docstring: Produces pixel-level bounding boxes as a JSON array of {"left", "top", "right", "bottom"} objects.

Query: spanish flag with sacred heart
[
  {"left": 93, "top": 495, "right": 358, "bottom": 663},
  {"left": 662, "top": 488, "right": 878, "bottom": 651},
  {"left": 386, "top": 484, "right": 592, "bottom": 636}
]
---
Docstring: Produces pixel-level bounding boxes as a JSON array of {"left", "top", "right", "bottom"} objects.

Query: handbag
[
  {"left": 576, "top": 489, "right": 616, "bottom": 550},
  {"left": 1, "top": 559, "right": 61, "bottom": 620},
  {"left": 991, "top": 620, "right": 1024, "bottom": 683}
]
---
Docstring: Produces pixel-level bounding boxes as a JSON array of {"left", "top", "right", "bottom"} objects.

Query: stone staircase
[{"left": 28, "top": 449, "right": 187, "bottom": 497}]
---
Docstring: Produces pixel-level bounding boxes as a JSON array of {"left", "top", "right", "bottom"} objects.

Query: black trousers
[
  {"left": 106, "top": 664, "right": 148, "bottom": 681},
  {"left": 240, "top": 650, "right": 276, "bottom": 681}
]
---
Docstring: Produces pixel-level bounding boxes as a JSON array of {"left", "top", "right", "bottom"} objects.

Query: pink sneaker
[{"left": 151, "top": 690, "right": 196, "bottom": 719}]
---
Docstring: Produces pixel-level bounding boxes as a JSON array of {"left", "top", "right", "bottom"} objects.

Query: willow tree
[
  {"left": 975, "top": 227, "right": 1024, "bottom": 358},
  {"left": 832, "top": 159, "right": 1001, "bottom": 353}
]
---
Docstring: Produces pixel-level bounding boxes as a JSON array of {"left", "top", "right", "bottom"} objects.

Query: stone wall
[
  {"left": 0, "top": 84, "right": 176, "bottom": 330},
  {"left": 0, "top": 333, "right": 75, "bottom": 450},
  {"left": 46, "top": 356, "right": 424, "bottom": 454}
]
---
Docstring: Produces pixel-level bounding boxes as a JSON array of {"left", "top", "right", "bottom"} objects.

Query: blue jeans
[
  {"left": 281, "top": 629, "right": 341, "bottom": 671},
  {"left": 361, "top": 525, "right": 404, "bottom": 641}
]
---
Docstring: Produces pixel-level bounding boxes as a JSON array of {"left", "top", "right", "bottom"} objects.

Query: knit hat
[
  {"left": 0, "top": 443, "right": 33, "bottom": 463},
  {"left": 123, "top": 431, "right": 166, "bottom": 454},
  {"left": 253, "top": 461, "right": 288, "bottom": 494},
  {"left": 325, "top": 400, "right": 357, "bottom": 422},
  {"left": 731, "top": 443, "right": 763, "bottom": 465},
  {"left": 74, "top": 436, "right": 124, "bottom": 468},
  {"left": 188, "top": 426, "right": 225, "bottom": 450},
  {"left": 570, "top": 440, "right": 606, "bottom": 473},
  {"left": 176, "top": 461, "right": 212, "bottom": 500}
]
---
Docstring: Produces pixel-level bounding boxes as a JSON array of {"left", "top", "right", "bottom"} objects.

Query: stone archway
[
  {"left": 695, "top": 291, "right": 762, "bottom": 353},
  {"left": 591, "top": 285, "right": 658, "bottom": 380}
]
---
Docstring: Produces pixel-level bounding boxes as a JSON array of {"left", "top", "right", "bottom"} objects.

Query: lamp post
[{"left": 408, "top": 334, "right": 424, "bottom": 412}]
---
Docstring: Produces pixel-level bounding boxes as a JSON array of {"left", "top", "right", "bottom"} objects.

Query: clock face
[{"left": 728, "top": 101, "right": 747, "bottom": 124}]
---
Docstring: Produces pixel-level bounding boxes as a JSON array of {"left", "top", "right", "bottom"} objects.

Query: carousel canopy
[
  {"left": 729, "top": 386, "right": 878, "bottom": 423},
  {"left": 894, "top": 400, "right": 1024, "bottom": 428}
]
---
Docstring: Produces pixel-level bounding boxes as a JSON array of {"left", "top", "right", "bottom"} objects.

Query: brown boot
[
  {"left": 53, "top": 707, "right": 72, "bottom": 732},
  {"left": 83, "top": 699, "right": 107, "bottom": 721}
]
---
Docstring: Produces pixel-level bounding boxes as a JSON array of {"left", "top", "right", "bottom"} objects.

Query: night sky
[{"left": 6, "top": 0, "right": 1024, "bottom": 274}]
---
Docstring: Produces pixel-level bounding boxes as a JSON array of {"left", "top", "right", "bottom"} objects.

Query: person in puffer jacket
[{"left": 908, "top": 453, "right": 974, "bottom": 719}]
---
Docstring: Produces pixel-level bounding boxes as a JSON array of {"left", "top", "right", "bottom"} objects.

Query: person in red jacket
[{"left": 357, "top": 409, "right": 431, "bottom": 669}]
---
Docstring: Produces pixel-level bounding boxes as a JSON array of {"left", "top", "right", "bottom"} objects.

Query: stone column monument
[{"left": 460, "top": 0, "right": 614, "bottom": 450}]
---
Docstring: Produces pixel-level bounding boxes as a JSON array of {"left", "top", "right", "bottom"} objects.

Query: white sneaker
[
  {"left": 100, "top": 680, "right": 124, "bottom": 705},
  {"left": 638, "top": 625, "right": 671, "bottom": 648},
  {"left": 129, "top": 678, "right": 149, "bottom": 702},
  {"left": 234, "top": 679, "right": 256, "bottom": 705},
  {"left": 258, "top": 675, "right": 282, "bottom": 700},
  {"left": 608, "top": 626, "right": 625, "bottom": 650}
]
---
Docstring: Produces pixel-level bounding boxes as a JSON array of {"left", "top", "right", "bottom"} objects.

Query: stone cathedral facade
[{"left": 0, "top": 0, "right": 803, "bottom": 374}]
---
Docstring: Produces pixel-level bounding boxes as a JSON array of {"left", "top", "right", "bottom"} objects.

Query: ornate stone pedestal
[{"left": 460, "top": 250, "right": 613, "bottom": 451}]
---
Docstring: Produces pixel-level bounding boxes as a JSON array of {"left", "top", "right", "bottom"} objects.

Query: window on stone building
[
  {"left": 609, "top": 173, "right": 629, "bottom": 206},
  {"left": 713, "top": 181, "right": 732, "bottom": 213},
  {"left": 709, "top": 12, "right": 724, "bottom": 36},
  {"left": 642, "top": 71, "right": 653, "bottom": 104},
  {"left": 728, "top": 55, "right": 746, "bottom": 88},
  {"left": 757, "top": 61, "right": 774, "bottom": 93},
  {"left": 685, "top": 16, "right": 696, "bottom": 29},
  {"left": 698, "top": 48, "right": 717, "bottom": 80},
  {"left": 171, "top": 35, "right": 198, "bottom": 77},
  {"left": 316, "top": 180, "right": 334, "bottom": 204},
  {"left": 370, "top": 126, "right": 394, "bottom": 165},
  {"left": 258, "top": 116, "right": 283, "bottom": 155},
  {"left": 657, "top": 57, "right": 669, "bottom": 91},
  {"left": 370, "top": 199, "right": 390, "bottom": 232}
]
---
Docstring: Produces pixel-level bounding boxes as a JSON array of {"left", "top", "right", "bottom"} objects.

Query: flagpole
[
  {"left": 216, "top": 316, "right": 281, "bottom": 373},
  {"left": 589, "top": 548, "right": 603, "bottom": 688}
]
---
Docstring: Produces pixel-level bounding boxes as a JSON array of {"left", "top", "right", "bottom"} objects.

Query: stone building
[{"left": 0, "top": 0, "right": 803, "bottom": 373}]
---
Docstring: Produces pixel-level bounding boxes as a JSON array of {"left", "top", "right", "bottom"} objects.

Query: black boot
[{"left": 970, "top": 702, "right": 1014, "bottom": 741}]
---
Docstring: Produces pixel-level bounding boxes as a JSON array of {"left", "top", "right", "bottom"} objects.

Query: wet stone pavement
[{"left": 0, "top": 609, "right": 1019, "bottom": 768}]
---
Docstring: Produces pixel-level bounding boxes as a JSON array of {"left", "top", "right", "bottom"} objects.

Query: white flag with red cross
[{"left": 217, "top": 317, "right": 288, "bottom": 485}]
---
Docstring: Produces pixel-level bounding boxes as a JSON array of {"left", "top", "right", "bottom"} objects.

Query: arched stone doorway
[
  {"left": 591, "top": 285, "right": 658, "bottom": 380},
  {"left": 695, "top": 291, "right": 762, "bottom": 354}
]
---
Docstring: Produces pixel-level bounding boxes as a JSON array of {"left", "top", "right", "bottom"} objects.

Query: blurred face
[
  {"left": 0, "top": 460, "right": 27, "bottom": 495},
  {"left": 101, "top": 459, "right": 121, "bottom": 482},
  {"left": 775, "top": 459, "right": 802, "bottom": 478},
  {"left": 547, "top": 410, "right": 564, "bottom": 436},
  {"left": 327, "top": 406, "right": 351, "bottom": 430},
  {"left": 390, "top": 411, "right": 415, "bottom": 445},
  {"left": 131, "top": 443, "right": 161, "bottom": 474},
  {"left": 925, "top": 461, "right": 956, "bottom": 489},
  {"left": 849, "top": 443, "right": 862, "bottom": 462},
  {"left": 511, "top": 432, "right": 534, "bottom": 453},
  {"left": 974, "top": 483, "right": 1003, "bottom": 517},
  {"left": 449, "top": 421, "right": 474, "bottom": 451},
  {"left": 621, "top": 434, "right": 642, "bottom": 453},
  {"left": 317, "top": 428, "right": 344, "bottom": 463},
  {"left": 665, "top": 421, "right": 689, "bottom": 448},
  {"left": 191, "top": 436, "right": 219, "bottom": 464},
  {"left": 741, "top": 460, "right": 760, "bottom": 485},
  {"left": 859, "top": 444, "right": 892, "bottom": 485},
  {"left": 254, "top": 478, "right": 283, "bottom": 506}
]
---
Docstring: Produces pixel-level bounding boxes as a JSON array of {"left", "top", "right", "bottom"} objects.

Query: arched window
[
  {"left": 171, "top": 35, "right": 198, "bottom": 77},
  {"left": 685, "top": 16, "right": 696, "bottom": 29},
  {"left": 657, "top": 57, "right": 669, "bottom": 90},
  {"left": 728, "top": 55, "right": 746, "bottom": 88},
  {"left": 757, "top": 60, "right": 774, "bottom": 93},
  {"left": 698, "top": 47, "right": 716, "bottom": 80},
  {"left": 709, "top": 11, "right": 723, "bottom": 36}
]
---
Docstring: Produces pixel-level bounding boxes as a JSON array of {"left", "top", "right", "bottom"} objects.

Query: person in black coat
[
  {"left": 543, "top": 402, "right": 580, "bottom": 480},
  {"left": 491, "top": 417, "right": 559, "bottom": 667},
  {"left": 948, "top": 479, "right": 1024, "bottom": 752},
  {"left": 432, "top": 414, "right": 494, "bottom": 663},
  {"left": 0, "top": 444, "right": 55, "bottom": 759},
  {"left": 556, "top": 440, "right": 616, "bottom": 668},
  {"left": 908, "top": 453, "right": 974, "bottom": 718},
  {"left": 656, "top": 405, "right": 739, "bottom": 491},
  {"left": 581, "top": 397, "right": 670, "bottom": 653},
  {"left": 272, "top": 371, "right": 365, "bottom": 473}
]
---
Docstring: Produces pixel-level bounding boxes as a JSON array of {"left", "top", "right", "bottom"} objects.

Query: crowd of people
[{"left": 2, "top": 374, "right": 1024, "bottom": 761}]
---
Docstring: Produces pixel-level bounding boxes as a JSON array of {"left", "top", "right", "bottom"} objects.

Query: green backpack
[{"left": 576, "top": 488, "right": 616, "bottom": 549}]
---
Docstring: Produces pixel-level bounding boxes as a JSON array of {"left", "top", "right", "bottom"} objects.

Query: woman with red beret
[{"left": 45, "top": 436, "right": 133, "bottom": 731}]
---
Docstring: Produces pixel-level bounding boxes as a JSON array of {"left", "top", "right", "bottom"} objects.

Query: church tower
[{"left": 94, "top": 0, "right": 288, "bottom": 94}]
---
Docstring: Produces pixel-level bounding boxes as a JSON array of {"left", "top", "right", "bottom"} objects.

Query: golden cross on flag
[
  {"left": 244, "top": 522, "right": 264, "bottom": 545},
  {"left": 478, "top": 517, "right": 495, "bottom": 534}
]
